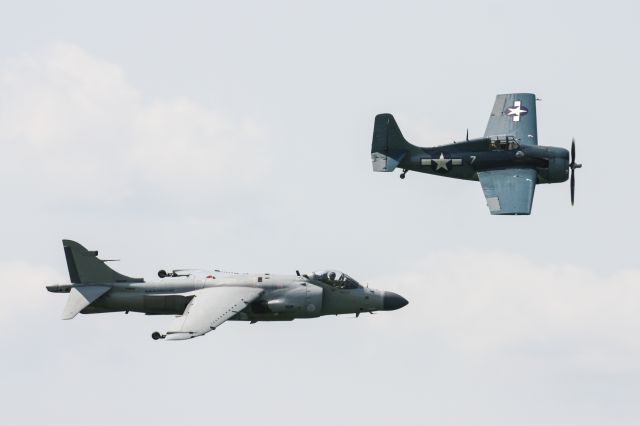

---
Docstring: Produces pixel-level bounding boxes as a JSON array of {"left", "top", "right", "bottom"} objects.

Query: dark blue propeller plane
[{"left": 371, "top": 93, "right": 582, "bottom": 215}]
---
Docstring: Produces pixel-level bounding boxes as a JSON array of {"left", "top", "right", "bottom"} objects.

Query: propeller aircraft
[
  {"left": 46, "top": 240, "right": 408, "bottom": 340},
  {"left": 371, "top": 93, "right": 582, "bottom": 215}
]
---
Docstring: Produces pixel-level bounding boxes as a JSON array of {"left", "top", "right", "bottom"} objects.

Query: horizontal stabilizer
[{"left": 61, "top": 286, "right": 110, "bottom": 320}]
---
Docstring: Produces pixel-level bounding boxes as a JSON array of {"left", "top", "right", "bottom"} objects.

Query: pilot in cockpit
[
  {"left": 490, "top": 136, "right": 520, "bottom": 151},
  {"left": 312, "top": 270, "right": 361, "bottom": 290}
]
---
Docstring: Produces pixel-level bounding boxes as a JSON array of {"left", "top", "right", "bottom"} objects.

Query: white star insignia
[
  {"left": 506, "top": 100, "right": 528, "bottom": 122},
  {"left": 432, "top": 153, "right": 451, "bottom": 171}
]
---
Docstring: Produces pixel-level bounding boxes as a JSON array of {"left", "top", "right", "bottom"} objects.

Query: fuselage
[
  {"left": 49, "top": 270, "right": 406, "bottom": 322},
  {"left": 400, "top": 137, "right": 570, "bottom": 184}
]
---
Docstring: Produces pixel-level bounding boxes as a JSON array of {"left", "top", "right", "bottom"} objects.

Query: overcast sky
[{"left": 1, "top": 1, "right": 639, "bottom": 425}]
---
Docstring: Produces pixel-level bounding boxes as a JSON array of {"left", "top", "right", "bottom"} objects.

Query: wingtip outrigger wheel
[
  {"left": 399, "top": 169, "right": 408, "bottom": 179},
  {"left": 569, "top": 138, "right": 582, "bottom": 206},
  {"left": 151, "top": 331, "right": 166, "bottom": 340}
]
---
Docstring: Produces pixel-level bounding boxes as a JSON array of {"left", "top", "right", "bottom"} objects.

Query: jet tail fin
[
  {"left": 61, "top": 286, "right": 111, "bottom": 319},
  {"left": 63, "top": 239, "right": 143, "bottom": 284},
  {"left": 371, "top": 113, "right": 414, "bottom": 172}
]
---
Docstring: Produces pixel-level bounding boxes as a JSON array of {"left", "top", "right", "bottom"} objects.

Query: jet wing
[
  {"left": 477, "top": 168, "right": 537, "bottom": 215},
  {"left": 164, "top": 287, "right": 263, "bottom": 340}
]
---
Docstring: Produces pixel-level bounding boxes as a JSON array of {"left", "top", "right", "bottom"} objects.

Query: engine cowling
[
  {"left": 540, "top": 156, "right": 569, "bottom": 183},
  {"left": 532, "top": 146, "right": 569, "bottom": 184}
]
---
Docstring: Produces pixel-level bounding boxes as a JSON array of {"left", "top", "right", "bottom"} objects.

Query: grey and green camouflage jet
[
  {"left": 47, "top": 240, "right": 408, "bottom": 340},
  {"left": 371, "top": 93, "right": 582, "bottom": 215}
]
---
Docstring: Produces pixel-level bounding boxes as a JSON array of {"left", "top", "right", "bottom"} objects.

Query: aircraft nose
[{"left": 382, "top": 291, "right": 409, "bottom": 311}]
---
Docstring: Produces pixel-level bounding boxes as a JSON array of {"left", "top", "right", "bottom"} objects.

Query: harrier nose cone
[{"left": 382, "top": 291, "right": 409, "bottom": 311}]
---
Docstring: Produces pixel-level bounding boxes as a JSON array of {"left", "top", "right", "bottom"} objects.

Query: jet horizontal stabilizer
[
  {"left": 47, "top": 284, "right": 72, "bottom": 293},
  {"left": 61, "top": 285, "right": 111, "bottom": 320}
]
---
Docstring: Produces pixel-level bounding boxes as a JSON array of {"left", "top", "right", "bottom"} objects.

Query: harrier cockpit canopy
[{"left": 311, "top": 270, "right": 362, "bottom": 289}]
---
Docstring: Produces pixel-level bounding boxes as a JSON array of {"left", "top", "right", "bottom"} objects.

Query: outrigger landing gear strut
[{"left": 151, "top": 331, "right": 166, "bottom": 340}]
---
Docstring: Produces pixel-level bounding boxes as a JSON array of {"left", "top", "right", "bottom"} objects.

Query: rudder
[{"left": 371, "top": 114, "right": 414, "bottom": 172}]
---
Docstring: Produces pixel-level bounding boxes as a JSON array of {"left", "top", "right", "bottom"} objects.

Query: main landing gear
[{"left": 399, "top": 169, "right": 408, "bottom": 179}]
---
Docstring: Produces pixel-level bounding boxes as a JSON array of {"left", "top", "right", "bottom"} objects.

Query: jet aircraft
[
  {"left": 371, "top": 93, "right": 582, "bottom": 215},
  {"left": 46, "top": 240, "right": 408, "bottom": 340}
]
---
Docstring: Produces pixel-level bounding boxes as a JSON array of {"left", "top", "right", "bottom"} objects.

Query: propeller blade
[
  {"left": 569, "top": 138, "right": 580, "bottom": 206},
  {"left": 570, "top": 171, "right": 575, "bottom": 206}
]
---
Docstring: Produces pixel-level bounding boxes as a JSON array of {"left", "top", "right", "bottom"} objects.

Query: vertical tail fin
[
  {"left": 62, "top": 239, "right": 143, "bottom": 284},
  {"left": 371, "top": 114, "right": 414, "bottom": 172}
]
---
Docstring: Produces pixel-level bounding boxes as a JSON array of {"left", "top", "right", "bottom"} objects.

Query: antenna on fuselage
[
  {"left": 296, "top": 270, "right": 301, "bottom": 276},
  {"left": 466, "top": 128, "right": 469, "bottom": 141}
]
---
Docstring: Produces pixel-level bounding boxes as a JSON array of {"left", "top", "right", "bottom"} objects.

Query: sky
[{"left": 1, "top": 1, "right": 639, "bottom": 425}]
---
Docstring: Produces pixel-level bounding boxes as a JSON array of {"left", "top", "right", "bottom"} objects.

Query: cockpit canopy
[
  {"left": 311, "top": 270, "right": 362, "bottom": 289},
  {"left": 490, "top": 135, "right": 520, "bottom": 151}
]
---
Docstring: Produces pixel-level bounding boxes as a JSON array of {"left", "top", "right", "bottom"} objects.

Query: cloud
[
  {"left": 0, "top": 42, "right": 269, "bottom": 204},
  {"left": 372, "top": 251, "right": 640, "bottom": 373},
  {"left": 3, "top": 250, "right": 639, "bottom": 426},
  {"left": 0, "top": 261, "right": 62, "bottom": 327}
]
